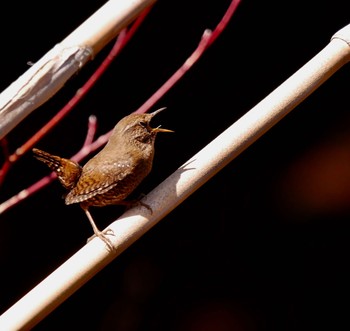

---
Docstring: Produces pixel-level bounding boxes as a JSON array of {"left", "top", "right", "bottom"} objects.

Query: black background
[{"left": 1, "top": 1, "right": 350, "bottom": 330}]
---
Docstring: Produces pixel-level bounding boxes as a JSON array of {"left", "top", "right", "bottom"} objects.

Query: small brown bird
[{"left": 33, "top": 108, "right": 173, "bottom": 250}]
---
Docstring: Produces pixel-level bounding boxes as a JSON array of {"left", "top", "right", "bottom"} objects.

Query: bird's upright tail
[{"left": 32, "top": 148, "right": 82, "bottom": 190}]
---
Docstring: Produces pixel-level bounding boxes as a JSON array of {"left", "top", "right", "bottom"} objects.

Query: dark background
[{"left": 1, "top": 1, "right": 350, "bottom": 330}]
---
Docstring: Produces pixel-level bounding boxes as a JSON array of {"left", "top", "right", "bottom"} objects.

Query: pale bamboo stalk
[
  {"left": 0, "top": 0, "right": 156, "bottom": 139},
  {"left": 0, "top": 25, "right": 350, "bottom": 331}
]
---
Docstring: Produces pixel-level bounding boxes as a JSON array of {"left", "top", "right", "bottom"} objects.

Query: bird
[{"left": 32, "top": 108, "right": 173, "bottom": 251}]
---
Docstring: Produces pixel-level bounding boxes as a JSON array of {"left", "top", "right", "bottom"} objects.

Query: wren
[{"left": 33, "top": 108, "right": 173, "bottom": 251}]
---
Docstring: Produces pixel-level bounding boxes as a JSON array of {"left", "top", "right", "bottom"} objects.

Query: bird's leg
[{"left": 82, "top": 206, "right": 115, "bottom": 251}]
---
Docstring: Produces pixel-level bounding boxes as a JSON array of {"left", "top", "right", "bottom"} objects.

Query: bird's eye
[{"left": 139, "top": 121, "right": 147, "bottom": 128}]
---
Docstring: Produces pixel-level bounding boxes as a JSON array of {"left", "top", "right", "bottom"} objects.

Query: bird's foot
[{"left": 87, "top": 228, "right": 115, "bottom": 251}]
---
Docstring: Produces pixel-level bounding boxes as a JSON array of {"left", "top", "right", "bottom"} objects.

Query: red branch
[{"left": 135, "top": 0, "right": 241, "bottom": 114}]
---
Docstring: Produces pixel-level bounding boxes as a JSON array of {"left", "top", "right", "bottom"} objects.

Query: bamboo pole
[
  {"left": 0, "top": 24, "right": 349, "bottom": 331},
  {"left": 0, "top": 0, "right": 156, "bottom": 139}
]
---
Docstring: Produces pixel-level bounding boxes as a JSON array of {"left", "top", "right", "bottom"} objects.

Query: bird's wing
[{"left": 64, "top": 159, "right": 135, "bottom": 204}]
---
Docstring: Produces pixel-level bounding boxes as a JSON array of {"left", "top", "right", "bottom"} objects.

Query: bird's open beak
[
  {"left": 152, "top": 125, "right": 174, "bottom": 133},
  {"left": 150, "top": 107, "right": 167, "bottom": 117},
  {"left": 150, "top": 107, "right": 174, "bottom": 133}
]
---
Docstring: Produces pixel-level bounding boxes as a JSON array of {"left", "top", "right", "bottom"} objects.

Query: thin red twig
[
  {"left": 82, "top": 115, "right": 98, "bottom": 148},
  {"left": 135, "top": 0, "right": 241, "bottom": 114},
  {"left": 0, "top": 138, "right": 10, "bottom": 186}
]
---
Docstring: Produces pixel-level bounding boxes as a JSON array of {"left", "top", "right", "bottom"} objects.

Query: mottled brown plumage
[{"left": 33, "top": 108, "right": 172, "bottom": 250}]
